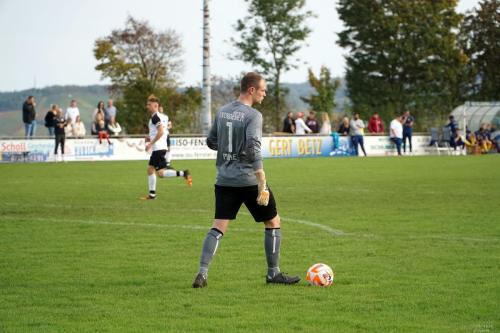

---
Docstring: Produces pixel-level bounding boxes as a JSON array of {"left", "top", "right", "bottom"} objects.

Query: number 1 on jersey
[{"left": 226, "top": 121, "right": 233, "bottom": 153}]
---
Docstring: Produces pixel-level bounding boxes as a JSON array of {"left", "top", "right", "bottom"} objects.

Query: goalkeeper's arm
[
  {"left": 246, "top": 112, "right": 268, "bottom": 205},
  {"left": 255, "top": 169, "right": 269, "bottom": 206}
]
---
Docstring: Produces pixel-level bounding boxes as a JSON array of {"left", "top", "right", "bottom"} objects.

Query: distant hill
[
  {"left": 283, "top": 78, "right": 347, "bottom": 113},
  {"left": 0, "top": 81, "right": 347, "bottom": 136},
  {"left": 0, "top": 85, "right": 110, "bottom": 137}
]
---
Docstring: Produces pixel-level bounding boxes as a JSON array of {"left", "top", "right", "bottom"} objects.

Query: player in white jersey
[
  {"left": 159, "top": 105, "right": 173, "bottom": 168},
  {"left": 141, "top": 95, "right": 192, "bottom": 200}
]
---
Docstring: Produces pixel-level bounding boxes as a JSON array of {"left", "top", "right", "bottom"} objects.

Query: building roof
[{"left": 450, "top": 102, "right": 500, "bottom": 132}]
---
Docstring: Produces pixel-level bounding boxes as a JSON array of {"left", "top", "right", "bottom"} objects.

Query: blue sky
[{"left": 0, "top": 0, "right": 480, "bottom": 91}]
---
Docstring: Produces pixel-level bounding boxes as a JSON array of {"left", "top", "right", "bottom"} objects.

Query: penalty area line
[{"left": 0, "top": 216, "right": 261, "bottom": 233}]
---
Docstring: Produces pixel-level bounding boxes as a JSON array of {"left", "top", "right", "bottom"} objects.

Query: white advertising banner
[{"left": 0, "top": 135, "right": 433, "bottom": 163}]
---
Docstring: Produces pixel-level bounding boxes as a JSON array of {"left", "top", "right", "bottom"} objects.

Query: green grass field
[{"left": 1, "top": 156, "right": 499, "bottom": 333}]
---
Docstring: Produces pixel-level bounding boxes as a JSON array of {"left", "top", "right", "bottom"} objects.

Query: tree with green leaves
[
  {"left": 459, "top": 0, "right": 500, "bottom": 100},
  {"left": 337, "top": 0, "right": 467, "bottom": 129},
  {"left": 231, "top": 0, "right": 313, "bottom": 131},
  {"left": 301, "top": 66, "right": 340, "bottom": 117},
  {"left": 94, "top": 17, "right": 199, "bottom": 133}
]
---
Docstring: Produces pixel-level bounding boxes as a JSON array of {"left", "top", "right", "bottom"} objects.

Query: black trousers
[{"left": 54, "top": 134, "right": 65, "bottom": 154}]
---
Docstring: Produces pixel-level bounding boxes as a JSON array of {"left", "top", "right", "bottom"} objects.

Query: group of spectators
[
  {"left": 22, "top": 96, "right": 122, "bottom": 159},
  {"left": 43, "top": 101, "right": 86, "bottom": 138},
  {"left": 22, "top": 96, "right": 122, "bottom": 140},
  {"left": 282, "top": 110, "right": 416, "bottom": 156},
  {"left": 445, "top": 115, "right": 499, "bottom": 154},
  {"left": 282, "top": 109, "right": 500, "bottom": 156}
]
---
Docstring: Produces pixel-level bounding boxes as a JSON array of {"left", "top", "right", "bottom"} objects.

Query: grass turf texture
[{"left": 0, "top": 156, "right": 499, "bottom": 333}]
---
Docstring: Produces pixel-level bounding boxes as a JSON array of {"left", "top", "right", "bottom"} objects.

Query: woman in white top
[
  {"left": 73, "top": 115, "right": 86, "bottom": 138},
  {"left": 320, "top": 112, "right": 332, "bottom": 134},
  {"left": 108, "top": 119, "right": 122, "bottom": 136},
  {"left": 294, "top": 112, "right": 312, "bottom": 135}
]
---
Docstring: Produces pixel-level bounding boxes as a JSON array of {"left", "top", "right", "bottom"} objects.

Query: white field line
[
  {"left": 1, "top": 204, "right": 347, "bottom": 237},
  {"left": 189, "top": 208, "right": 347, "bottom": 236},
  {"left": 0, "top": 216, "right": 262, "bottom": 234}
]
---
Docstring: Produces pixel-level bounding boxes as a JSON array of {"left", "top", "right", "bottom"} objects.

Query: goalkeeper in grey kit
[{"left": 192, "top": 72, "right": 300, "bottom": 288}]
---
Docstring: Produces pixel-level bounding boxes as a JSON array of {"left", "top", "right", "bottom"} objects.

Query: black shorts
[
  {"left": 166, "top": 135, "right": 171, "bottom": 149},
  {"left": 149, "top": 150, "right": 167, "bottom": 170},
  {"left": 214, "top": 185, "right": 278, "bottom": 222}
]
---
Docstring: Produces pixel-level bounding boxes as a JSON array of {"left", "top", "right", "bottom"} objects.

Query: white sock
[
  {"left": 160, "top": 169, "right": 177, "bottom": 178},
  {"left": 148, "top": 174, "right": 156, "bottom": 194}
]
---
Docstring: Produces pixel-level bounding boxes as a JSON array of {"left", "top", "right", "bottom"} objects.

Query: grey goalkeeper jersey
[{"left": 207, "top": 101, "right": 263, "bottom": 187}]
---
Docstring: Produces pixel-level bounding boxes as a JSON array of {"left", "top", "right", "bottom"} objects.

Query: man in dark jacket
[
  {"left": 306, "top": 111, "right": 319, "bottom": 133},
  {"left": 22, "top": 96, "right": 37, "bottom": 138},
  {"left": 282, "top": 112, "right": 295, "bottom": 133}
]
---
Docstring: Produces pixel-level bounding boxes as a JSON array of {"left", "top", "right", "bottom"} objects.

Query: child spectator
[
  {"left": 54, "top": 108, "right": 67, "bottom": 161},
  {"left": 95, "top": 112, "right": 111, "bottom": 145}
]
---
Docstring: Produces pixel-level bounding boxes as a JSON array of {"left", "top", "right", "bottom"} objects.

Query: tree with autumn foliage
[{"left": 94, "top": 16, "right": 200, "bottom": 133}]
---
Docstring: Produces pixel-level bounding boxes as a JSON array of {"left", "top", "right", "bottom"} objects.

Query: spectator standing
[
  {"left": 402, "top": 110, "right": 415, "bottom": 153},
  {"left": 320, "top": 113, "right": 332, "bottom": 135},
  {"left": 44, "top": 105, "right": 57, "bottom": 137},
  {"left": 294, "top": 112, "right": 312, "bottom": 135},
  {"left": 337, "top": 116, "right": 351, "bottom": 136},
  {"left": 445, "top": 115, "right": 459, "bottom": 135},
  {"left": 390, "top": 116, "right": 404, "bottom": 156},
  {"left": 65, "top": 100, "right": 80, "bottom": 125},
  {"left": 282, "top": 112, "right": 295, "bottom": 133},
  {"left": 92, "top": 101, "right": 106, "bottom": 135},
  {"left": 367, "top": 112, "right": 384, "bottom": 134},
  {"left": 22, "top": 96, "right": 37, "bottom": 138},
  {"left": 350, "top": 113, "right": 367, "bottom": 156},
  {"left": 73, "top": 115, "right": 86, "bottom": 138},
  {"left": 54, "top": 108, "right": 67, "bottom": 161},
  {"left": 306, "top": 111, "right": 319, "bottom": 133},
  {"left": 105, "top": 99, "right": 117, "bottom": 126}
]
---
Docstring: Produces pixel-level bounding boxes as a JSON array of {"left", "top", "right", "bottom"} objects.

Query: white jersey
[
  {"left": 148, "top": 112, "right": 168, "bottom": 151},
  {"left": 295, "top": 117, "right": 312, "bottom": 135},
  {"left": 160, "top": 113, "right": 170, "bottom": 137}
]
